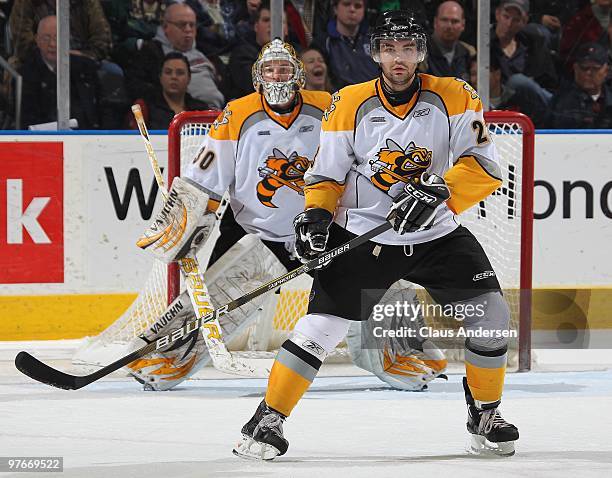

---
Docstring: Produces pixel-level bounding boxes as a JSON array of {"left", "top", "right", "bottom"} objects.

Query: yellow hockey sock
[
  {"left": 464, "top": 344, "right": 508, "bottom": 404},
  {"left": 265, "top": 339, "right": 323, "bottom": 416}
]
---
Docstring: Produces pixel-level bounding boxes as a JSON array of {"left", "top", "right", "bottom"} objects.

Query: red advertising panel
[{"left": 0, "top": 142, "right": 64, "bottom": 283}]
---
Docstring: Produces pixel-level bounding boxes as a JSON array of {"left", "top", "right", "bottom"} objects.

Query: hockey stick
[
  {"left": 130, "top": 104, "right": 267, "bottom": 377},
  {"left": 15, "top": 221, "right": 392, "bottom": 390}
]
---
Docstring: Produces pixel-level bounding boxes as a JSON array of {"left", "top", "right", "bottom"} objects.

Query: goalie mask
[
  {"left": 252, "top": 38, "right": 305, "bottom": 106},
  {"left": 370, "top": 11, "right": 427, "bottom": 64}
]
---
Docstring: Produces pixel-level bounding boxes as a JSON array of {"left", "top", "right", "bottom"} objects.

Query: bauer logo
[{"left": 0, "top": 142, "right": 64, "bottom": 283}]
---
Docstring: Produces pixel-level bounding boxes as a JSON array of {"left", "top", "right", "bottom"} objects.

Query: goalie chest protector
[{"left": 184, "top": 90, "right": 331, "bottom": 242}]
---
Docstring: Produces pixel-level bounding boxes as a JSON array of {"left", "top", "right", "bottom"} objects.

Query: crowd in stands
[{"left": 0, "top": 0, "right": 610, "bottom": 130}]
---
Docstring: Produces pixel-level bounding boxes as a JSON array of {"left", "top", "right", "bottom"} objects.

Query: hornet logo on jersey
[
  {"left": 369, "top": 139, "right": 432, "bottom": 192},
  {"left": 257, "top": 148, "right": 309, "bottom": 208}
]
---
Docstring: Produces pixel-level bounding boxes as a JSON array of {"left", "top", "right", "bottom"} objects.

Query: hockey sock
[
  {"left": 265, "top": 313, "right": 349, "bottom": 416},
  {"left": 464, "top": 341, "right": 508, "bottom": 406}
]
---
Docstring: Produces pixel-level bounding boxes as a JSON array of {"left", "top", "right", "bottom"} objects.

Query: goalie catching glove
[
  {"left": 293, "top": 208, "right": 333, "bottom": 263},
  {"left": 388, "top": 172, "right": 450, "bottom": 234},
  {"left": 136, "top": 177, "right": 216, "bottom": 263}
]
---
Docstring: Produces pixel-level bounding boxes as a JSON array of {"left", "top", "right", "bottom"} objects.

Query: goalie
[{"left": 128, "top": 38, "right": 447, "bottom": 392}]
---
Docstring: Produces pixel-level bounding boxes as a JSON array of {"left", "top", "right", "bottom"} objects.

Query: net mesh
[
  {"left": 73, "top": 112, "right": 531, "bottom": 370},
  {"left": 72, "top": 119, "right": 214, "bottom": 367}
]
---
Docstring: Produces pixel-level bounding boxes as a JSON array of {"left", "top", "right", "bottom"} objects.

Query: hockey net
[{"left": 73, "top": 110, "right": 534, "bottom": 372}]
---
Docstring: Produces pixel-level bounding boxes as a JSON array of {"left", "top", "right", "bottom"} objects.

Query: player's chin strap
[{"left": 129, "top": 104, "right": 269, "bottom": 378}]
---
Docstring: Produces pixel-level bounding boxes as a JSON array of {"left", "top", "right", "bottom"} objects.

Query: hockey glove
[
  {"left": 387, "top": 172, "right": 450, "bottom": 234},
  {"left": 293, "top": 208, "right": 333, "bottom": 263}
]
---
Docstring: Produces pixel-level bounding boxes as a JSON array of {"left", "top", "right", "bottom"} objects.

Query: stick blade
[{"left": 15, "top": 351, "right": 84, "bottom": 390}]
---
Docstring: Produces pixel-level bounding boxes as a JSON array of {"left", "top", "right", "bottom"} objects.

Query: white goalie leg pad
[
  {"left": 137, "top": 177, "right": 216, "bottom": 263},
  {"left": 126, "top": 290, "right": 208, "bottom": 391},
  {"left": 291, "top": 313, "right": 351, "bottom": 355},
  {"left": 194, "top": 235, "right": 288, "bottom": 368}
]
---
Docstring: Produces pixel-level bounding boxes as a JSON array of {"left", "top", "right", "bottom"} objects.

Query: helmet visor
[{"left": 371, "top": 34, "right": 427, "bottom": 63}]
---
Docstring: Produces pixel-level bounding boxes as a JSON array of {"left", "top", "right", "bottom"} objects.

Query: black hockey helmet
[{"left": 370, "top": 10, "right": 427, "bottom": 63}]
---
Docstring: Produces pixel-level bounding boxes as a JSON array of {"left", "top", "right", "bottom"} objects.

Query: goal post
[
  {"left": 73, "top": 109, "right": 535, "bottom": 373},
  {"left": 481, "top": 111, "right": 534, "bottom": 372},
  {"left": 166, "top": 110, "right": 221, "bottom": 305}
]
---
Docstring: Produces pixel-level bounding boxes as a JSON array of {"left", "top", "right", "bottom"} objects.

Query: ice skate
[
  {"left": 463, "top": 377, "right": 519, "bottom": 456},
  {"left": 233, "top": 399, "right": 289, "bottom": 461}
]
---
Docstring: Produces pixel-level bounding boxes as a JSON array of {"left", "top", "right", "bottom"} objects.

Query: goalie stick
[
  {"left": 15, "top": 221, "right": 392, "bottom": 390},
  {"left": 131, "top": 104, "right": 266, "bottom": 378}
]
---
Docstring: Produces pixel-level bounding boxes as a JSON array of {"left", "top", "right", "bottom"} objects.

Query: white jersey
[
  {"left": 304, "top": 75, "right": 502, "bottom": 245},
  {"left": 184, "top": 90, "right": 331, "bottom": 242}
]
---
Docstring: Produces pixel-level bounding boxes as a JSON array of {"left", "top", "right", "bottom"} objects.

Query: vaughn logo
[
  {"left": 148, "top": 298, "right": 185, "bottom": 335},
  {"left": 473, "top": 270, "right": 496, "bottom": 281}
]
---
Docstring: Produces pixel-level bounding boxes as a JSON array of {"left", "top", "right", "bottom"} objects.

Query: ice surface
[{"left": 1, "top": 342, "right": 611, "bottom": 478}]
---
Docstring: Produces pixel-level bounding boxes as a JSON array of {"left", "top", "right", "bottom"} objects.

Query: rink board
[{"left": 1, "top": 131, "right": 612, "bottom": 340}]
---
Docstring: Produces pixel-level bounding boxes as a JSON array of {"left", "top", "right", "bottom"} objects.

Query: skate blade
[
  {"left": 232, "top": 436, "right": 281, "bottom": 461},
  {"left": 467, "top": 434, "right": 515, "bottom": 457}
]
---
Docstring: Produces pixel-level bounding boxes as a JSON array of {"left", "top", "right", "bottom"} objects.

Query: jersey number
[
  {"left": 472, "top": 120, "right": 490, "bottom": 145},
  {"left": 193, "top": 149, "right": 215, "bottom": 170}
]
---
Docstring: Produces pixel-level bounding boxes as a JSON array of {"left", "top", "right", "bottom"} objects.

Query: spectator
[
  {"left": 226, "top": 1, "right": 288, "bottom": 99},
  {"left": 19, "top": 15, "right": 100, "bottom": 129},
  {"left": 491, "top": 0, "right": 558, "bottom": 109},
  {"left": 128, "top": 52, "right": 211, "bottom": 130},
  {"left": 300, "top": 46, "right": 335, "bottom": 92},
  {"left": 469, "top": 54, "right": 549, "bottom": 127},
  {"left": 314, "top": 0, "right": 378, "bottom": 89},
  {"left": 234, "top": 0, "right": 263, "bottom": 41},
  {"left": 126, "top": 2, "right": 224, "bottom": 108},
  {"left": 103, "top": 0, "right": 166, "bottom": 70},
  {"left": 550, "top": 42, "right": 612, "bottom": 128},
  {"left": 560, "top": 0, "right": 611, "bottom": 74},
  {"left": 287, "top": 0, "right": 332, "bottom": 46},
  {"left": 421, "top": 0, "right": 474, "bottom": 81},
  {"left": 184, "top": 0, "right": 240, "bottom": 58},
  {"left": 9, "top": 0, "right": 128, "bottom": 128},
  {"left": 9, "top": 0, "right": 112, "bottom": 68},
  {"left": 528, "top": 0, "right": 583, "bottom": 53}
]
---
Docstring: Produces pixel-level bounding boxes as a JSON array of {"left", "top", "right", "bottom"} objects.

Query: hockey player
[
  {"left": 234, "top": 11, "right": 519, "bottom": 460},
  {"left": 130, "top": 38, "right": 446, "bottom": 392}
]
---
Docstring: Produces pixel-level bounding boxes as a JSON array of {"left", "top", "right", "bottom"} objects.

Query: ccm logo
[
  {"left": 473, "top": 271, "right": 496, "bottom": 281},
  {"left": 406, "top": 184, "right": 436, "bottom": 203}
]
